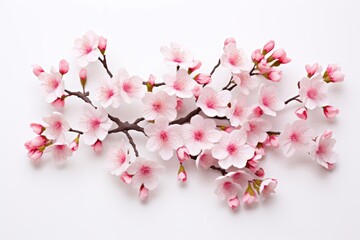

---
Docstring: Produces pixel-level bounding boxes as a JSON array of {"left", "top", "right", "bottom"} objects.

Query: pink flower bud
[
  {"left": 224, "top": 37, "right": 236, "bottom": 46},
  {"left": 305, "top": 63, "right": 319, "bottom": 78},
  {"left": 30, "top": 123, "right": 45, "bottom": 135},
  {"left": 176, "top": 146, "right": 190, "bottom": 163},
  {"left": 148, "top": 74, "right": 156, "bottom": 85},
  {"left": 192, "top": 85, "right": 202, "bottom": 99},
  {"left": 32, "top": 64, "right": 44, "bottom": 76},
  {"left": 139, "top": 184, "right": 149, "bottom": 200},
  {"left": 51, "top": 97, "right": 65, "bottom": 109},
  {"left": 252, "top": 106, "right": 264, "bottom": 118},
  {"left": 120, "top": 172, "right": 132, "bottom": 184},
  {"left": 194, "top": 73, "right": 211, "bottom": 85},
  {"left": 255, "top": 168, "right": 265, "bottom": 178},
  {"left": 251, "top": 49, "right": 264, "bottom": 63},
  {"left": 177, "top": 164, "right": 187, "bottom": 182},
  {"left": 176, "top": 98, "right": 183, "bottom": 111},
  {"left": 262, "top": 40, "right": 275, "bottom": 54},
  {"left": 267, "top": 68, "right": 282, "bottom": 82},
  {"left": 79, "top": 69, "right": 87, "bottom": 88},
  {"left": 227, "top": 196, "right": 240, "bottom": 210},
  {"left": 28, "top": 149, "right": 43, "bottom": 162},
  {"left": 257, "top": 59, "right": 271, "bottom": 74},
  {"left": 323, "top": 129, "right": 333, "bottom": 139},
  {"left": 295, "top": 107, "right": 308, "bottom": 120},
  {"left": 242, "top": 192, "right": 257, "bottom": 205},
  {"left": 59, "top": 59, "right": 69, "bottom": 75},
  {"left": 188, "top": 60, "right": 202, "bottom": 74},
  {"left": 70, "top": 136, "right": 80, "bottom": 151},
  {"left": 324, "top": 64, "right": 344, "bottom": 83},
  {"left": 98, "top": 36, "right": 107, "bottom": 53},
  {"left": 259, "top": 178, "right": 277, "bottom": 198},
  {"left": 92, "top": 139, "right": 103, "bottom": 153},
  {"left": 271, "top": 49, "right": 291, "bottom": 64},
  {"left": 323, "top": 106, "right": 339, "bottom": 119}
]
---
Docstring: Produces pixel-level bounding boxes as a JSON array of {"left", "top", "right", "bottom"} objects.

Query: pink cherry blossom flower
[
  {"left": 225, "top": 95, "right": 249, "bottom": 127},
  {"left": 278, "top": 120, "right": 314, "bottom": 157},
  {"left": 163, "top": 69, "right": 196, "bottom": 98},
  {"left": 142, "top": 90, "right": 177, "bottom": 121},
  {"left": 242, "top": 117, "right": 272, "bottom": 147},
  {"left": 37, "top": 68, "right": 65, "bottom": 103},
  {"left": 227, "top": 170, "right": 253, "bottom": 188},
  {"left": 232, "top": 71, "right": 259, "bottom": 95},
  {"left": 324, "top": 64, "right": 344, "bottom": 83},
  {"left": 299, "top": 75, "right": 328, "bottom": 110},
  {"left": 271, "top": 48, "right": 291, "bottom": 64},
  {"left": 32, "top": 64, "right": 44, "bottom": 76},
  {"left": 267, "top": 68, "right": 282, "bottom": 82},
  {"left": 24, "top": 136, "right": 47, "bottom": 162},
  {"left": 73, "top": 31, "right": 101, "bottom": 67},
  {"left": 80, "top": 106, "right": 112, "bottom": 145},
  {"left": 212, "top": 130, "right": 255, "bottom": 169},
  {"left": 323, "top": 105, "right": 339, "bottom": 119},
  {"left": 251, "top": 49, "right": 264, "bottom": 63},
  {"left": 259, "top": 178, "right": 277, "bottom": 198},
  {"left": 258, "top": 84, "right": 285, "bottom": 116},
  {"left": 126, "top": 157, "right": 164, "bottom": 194},
  {"left": 215, "top": 176, "right": 242, "bottom": 204},
  {"left": 196, "top": 87, "right": 231, "bottom": 117},
  {"left": 263, "top": 40, "right": 275, "bottom": 54},
  {"left": 42, "top": 112, "right": 70, "bottom": 143},
  {"left": 97, "top": 79, "right": 122, "bottom": 108},
  {"left": 181, "top": 115, "right": 221, "bottom": 155},
  {"left": 116, "top": 69, "right": 145, "bottom": 104},
  {"left": 196, "top": 150, "right": 217, "bottom": 169},
  {"left": 224, "top": 37, "right": 236, "bottom": 46},
  {"left": 220, "top": 42, "right": 248, "bottom": 73},
  {"left": 144, "top": 117, "right": 183, "bottom": 160},
  {"left": 59, "top": 59, "right": 69, "bottom": 75},
  {"left": 160, "top": 42, "right": 196, "bottom": 68},
  {"left": 107, "top": 139, "right": 131, "bottom": 176},
  {"left": 30, "top": 123, "right": 45, "bottom": 135},
  {"left": 51, "top": 97, "right": 65, "bottom": 109},
  {"left": 295, "top": 107, "right": 308, "bottom": 120},
  {"left": 305, "top": 63, "right": 321, "bottom": 78},
  {"left": 45, "top": 143, "right": 73, "bottom": 164},
  {"left": 310, "top": 130, "right": 338, "bottom": 170},
  {"left": 176, "top": 146, "right": 190, "bottom": 163},
  {"left": 92, "top": 139, "right": 103, "bottom": 153}
]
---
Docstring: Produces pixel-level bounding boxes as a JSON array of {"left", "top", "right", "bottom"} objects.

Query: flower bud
[
  {"left": 139, "top": 184, "right": 149, "bottom": 200},
  {"left": 251, "top": 49, "right": 264, "bottom": 63},
  {"left": 177, "top": 164, "right": 187, "bottom": 182},
  {"left": 194, "top": 73, "right": 211, "bottom": 85},
  {"left": 92, "top": 139, "right": 103, "bottom": 153},
  {"left": 59, "top": 59, "right": 69, "bottom": 75},
  {"left": 79, "top": 69, "right": 87, "bottom": 88},
  {"left": 98, "top": 36, "right": 107, "bottom": 54},
  {"left": 323, "top": 106, "right": 339, "bottom": 119},
  {"left": 324, "top": 64, "right": 344, "bottom": 83},
  {"left": 188, "top": 60, "right": 202, "bottom": 74},
  {"left": 32, "top": 64, "right": 44, "bottom": 77},
  {"left": 176, "top": 146, "right": 190, "bottom": 163},
  {"left": 262, "top": 40, "right": 275, "bottom": 54},
  {"left": 227, "top": 196, "right": 240, "bottom": 210},
  {"left": 70, "top": 135, "right": 80, "bottom": 151},
  {"left": 295, "top": 107, "right": 308, "bottom": 120},
  {"left": 305, "top": 63, "right": 319, "bottom": 78},
  {"left": 30, "top": 123, "right": 45, "bottom": 135}
]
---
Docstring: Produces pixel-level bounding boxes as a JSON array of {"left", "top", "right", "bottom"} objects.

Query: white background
[{"left": 1, "top": 0, "right": 359, "bottom": 239}]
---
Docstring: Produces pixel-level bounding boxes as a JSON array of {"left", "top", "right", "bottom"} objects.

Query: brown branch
[
  {"left": 65, "top": 90, "right": 96, "bottom": 108},
  {"left": 210, "top": 59, "right": 221, "bottom": 76},
  {"left": 69, "top": 128, "right": 83, "bottom": 134},
  {"left": 170, "top": 108, "right": 201, "bottom": 125},
  {"left": 210, "top": 166, "right": 227, "bottom": 176},
  {"left": 284, "top": 95, "right": 301, "bottom": 105},
  {"left": 142, "top": 81, "right": 165, "bottom": 87},
  {"left": 133, "top": 117, "right": 145, "bottom": 125},
  {"left": 98, "top": 55, "right": 113, "bottom": 78},
  {"left": 249, "top": 64, "right": 257, "bottom": 76},
  {"left": 227, "top": 84, "right": 237, "bottom": 91},
  {"left": 267, "top": 131, "right": 281, "bottom": 135},
  {"left": 124, "top": 131, "right": 139, "bottom": 157}
]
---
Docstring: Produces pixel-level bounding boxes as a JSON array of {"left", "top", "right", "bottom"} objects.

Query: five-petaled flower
[
  {"left": 42, "top": 112, "right": 70, "bottom": 143},
  {"left": 160, "top": 42, "right": 196, "bottom": 69},
  {"left": 310, "top": 130, "right": 338, "bottom": 170},
  {"left": 107, "top": 139, "right": 131, "bottom": 176},
  {"left": 299, "top": 75, "right": 328, "bottom": 110},
  {"left": 37, "top": 68, "right": 65, "bottom": 103},
  {"left": 163, "top": 69, "right": 196, "bottom": 98},
  {"left": 73, "top": 31, "right": 101, "bottom": 67},
  {"left": 197, "top": 87, "right": 231, "bottom": 117},
  {"left": 142, "top": 90, "right": 177, "bottom": 121}
]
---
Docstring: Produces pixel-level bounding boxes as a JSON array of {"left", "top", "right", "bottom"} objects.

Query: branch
[
  {"left": 284, "top": 95, "right": 301, "bottom": 105},
  {"left": 210, "top": 166, "right": 227, "bottom": 176},
  {"left": 222, "top": 76, "right": 233, "bottom": 90},
  {"left": 133, "top": 117, "right": 145, "bottom": 125},
  {"left": 267, "top": 131, "right": 281, "bottom": 135},
  {"left": 69, "top": 128, "right": 83, "bottom": 134},
  {"left": 65, "top": 90, "right": 96, "bottom": 108},
  {"left": 170, "top": 108, "right": 201, "bottom": 125},
  {"left": 124, "top": 131, "right": 139, "bottom": 157},
  {"left": 249, "top": 64, "right": 257, "bottom": 76},
  {"left": 210, "top": 59, "right": 221, "bottom": 76},
  {"left": 98, "top": 55, "right": 113, "bottom": 78}
]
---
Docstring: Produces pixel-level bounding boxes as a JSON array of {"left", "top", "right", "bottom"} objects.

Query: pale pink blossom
[
  {"left": 194, "top": 73, "right": 211, "bottom": 85},
  {"left": 259, "top": 178, "right": 277, "bottom": 198},
  {"left": 181, "top": 115, "right": 221, "bottom": 155},
  {"left": 225, "top": 95, "right": 249, "bottom": 127},
  {"left": 192, "top": 84, "right": 202, "bottom": 99},
  {"left": 323, "top": 106, "right": 339, "bottom": 119},
  {"left": 258, "top": 84, "right": 285, "bottom": 116},
  {"left": 305, "top": 63, "right": 321, "bottom": 78},
  {"left": 59, "top": 59, "right": 69, "bottom": 75},
  {"left": 299, "top": 75, "right": 328, "bottom": 110},
  {"left": 160, "top": 42, "right": 196, "bottom": 68},
  {"left": 310, "top": 130, "right": 338, "bottom": 170},
  {"left": 267, "top": 68, "right": 282, "bottom": 82},
  {"left": 116, "top": 69, "right": 145, "bottom": 104},
  {"left": 220, "top": 42, "right": 248, "bottom": 73},
  {"left": 80, "top": 106, "right": 112, "bottom": 145},
  {"left": 45, "top": 143, "right": 73, "bottom": 164},
  {"left": 32, "top": 64, "right": 44, "bottom": 76},
  {"left": 177, "top": 165, "right": 187, "bottom": 182},
  {"left": 271, "top": 48, "right": 291, "bottom": 64},
  {"left": 30, "top": 123, "right": 45, "bottom": 135},
  {"left": 227, "top": 196, "right": 240, "bottom": 210},
  {"left": 51, "top": 97, "right": 65, "bottom": 109},
  {"left": 92, "top": 139, "right": 103, "bottom": 153},
  {"left": 42, "top": 112, "right": 70, "bottom": 143},
  {"left": 251, "top": 49, "right": 264, "bottom": 63},
  {"left": 176, "top": 146, "right": 190, "bottom": 163},
  {"left": 242, "top": 117, "right": 272, "bottom": 146},
  {"left": 37, "top": 68, "right": 65, "bottom": 103},
  {"left": 227, "top": 170, "right": 253, "bottom": 188},
  {"left": 73, "top": 31, "right": 101, "bottom": 67},
  {"left": 107, "top": 139, "right": 131, "bottom": 176},
  {"left": 139, "top": 185, "right": 149, "bottom": 200},
  {"left": 24, "top": 136, "right": 47, "bottom": 162},
  {"left": 242, "top": 192, "right": 257, "bottom": 205},
  {"left": 295, "top": 107, "right": 308, "bottom": 120},
  {"left": 212, "top": 130, "right": 255, "bottom": 169},
  {"left": 263, "top": 40, "right": 275, "bottom": 54},
  {"left": 278, "top": 120, "right": 314, "bottom": 157},
  {"left": 163, "top": 69, "right": 196, "bottom": 98},
  {"left": 188, "top": 60, "right": 202, "bottom": 73},
  {"left": 142, "top": 90, "right": 177, "bottom": 121},
  {"left": 144, "top": 117, "right": 182, "bottom": 160},
  {"left": 224, "top": 37, "right": 236, "bottom": 46},
  {"left": 196, "top": 150, "right": 217, "bottom": 169},
  {"left": 324, "top": 64, "right": 344, "bottom": 83},
  {"left": 197, "top": 87, "right": 231, "bottom": 117},
  {"left": 126, "top": 157, "right": 164, "bottom": 191},
  {"left": 97, "top": 79, "right": 121, "bottom": 108},
  {"left": 232, "top": 71, "right": 259, "bottom": 95},
  {"left": 215, "top": 176, "right": 242, "bottom": 201},
  {"left": 98, "top": 36, "right": 107, "bottom": 53}
]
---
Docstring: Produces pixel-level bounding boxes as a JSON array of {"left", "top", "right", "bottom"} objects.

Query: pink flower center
[
  {"left": 223, "top": 181, "right": 233, "bottom": 190},
  {"left": 205, "top": 98, "right": 216, "bottom": 109},
  {"left": 118, "top": 154, "right": 126, "bottom": 165},
  {"left": 172, "top": 49, "right": 184, "bottom": 63},
  {"left": 122, "top": 82, "right": 132, "bottom": 93},
  {"left": 51, "top": 78, "right": 59, "bottom": 89},
  {"left": 290, "top": 132, "right": 299, "bottom": 142},
  {"left": 193, "top": 130, "right": 203, "bottom": 141},
  {"left": 159, "top": 131, "right": 168, "bottom": 143},
  {"left": 106, "top": 89, "right": 114, "bottom": 99},
  {"left": 173, "top": 80, "right": 184, "bottom": 91},
  {"left": 229, "top": 53, "right": 239, "bottom": 66},
  {"left": 262, "top": 96, "right": 272, "bottom": 107},
  {"left": 226, "top": 144, "right": 238, "bottom": 155},
  {"left": 90, "top": 119, "right": 101, "bottom": 130},
  {"left": 152, "top": 101, "right": 162, "bottom": 112},
  {"left": 306, "top": 88, "right": 318, "bottom": 99},
  {"left": 316, "top": 144, "right": 327, "bottom": 156},
  {"left": 139, "top": 165, "right": 152, "bottom": 176},
  {"left": 233, "top": 106, "right": 244, "bottom": 117},
  {"left": 54, "top": 121, "right": 62, "bottom": 130},
  {"left": 249, "top": 123, "right": 256, "bottom": 132}
]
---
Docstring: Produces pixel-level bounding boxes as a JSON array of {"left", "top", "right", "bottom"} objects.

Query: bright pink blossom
[
  {"left": 295, "top": 107, "right": 308, "bottom": 120},
  {"left": 259, "top": 178, "right": 277, "bottom": 198},
  {"left": 299, "top": 75, "right": 328, "bottom": 110},
  {"left": 232, "top": 71, "right": 259, "bottom": 95},
  {"left": 271, "top": 48, "right": 291, "bottom": 64},
  {"left": 142, "top": 90, "right": 177, "bottom": 121},
  {"left": 160, "top": 42, "right": 196, "bottom": 68},
  {"left": 37, "top": 68, "right": 65, "bottom": 103},
  {"left": 310, "top": 130, "right": 338, "bottom": 170},
  {"left": 42, "top": 112, "right": 70, "bottom": 143},
  {"left": 258, "top": 84, "right": 285, "bottom": 116},
  {"left": 24, "top": 136, "right": 47, "bottom": 162},
  {"left": 323, "top": 106, "right": 339, "bottom": 119},
  {"left": 163, "top": 69, "right": 196, "bottom": 98},
  {"left": 220, "top": 42, "right": 248, "bottom": 73},
  {"left": 59, "top": 59, "right": 69, "bottom": 75},
  {"left": 324, "top": 64, "right": 344, "bottom": 83},
  {"left": 197, "top": 87, "right": 231, "bottom": 117},
  {"left": 30, "top": 123, "right": 45, "bottom": 135},
  {"left": 73, "top": 31, "right": 101, "bottom": 67},
  {"left": 263, "top": 40, "right": 275, "bottom": 54},
  {"left": 251, "top": 49, "right": 264, "bottom": 63}
]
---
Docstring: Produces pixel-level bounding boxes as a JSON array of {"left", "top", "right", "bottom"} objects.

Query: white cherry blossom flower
[
  {"left": 310, "top": 130, "right": 338, "bottom": 170},
  {"left": 242, "top": 117, "right": 272, "bottom": 146},
  {"left": 42, "top": 112, "right": 70, "bottom": 143},
  {"left": 73, "top": 31, "right": 101, "bottom": 67},
  {"left": 258, "top": 84, "right": 285, "bottom": 116},
  {"left": 45, "top": 143, "right": 73, "bottom": 164},
  {"left": 38, "top": 68, "right": 65, "bottom": 103},
  {"left": 142, "top": 90, "right": 177, "bottom": 121},
  {"left": 160, "top": 42, "right": 196, "bottom": 68},
  {"left": 97, "top": 78, "right": 122, "bottom": 108},
  {"left": 116, "top": 69, "right": 145, "bottom": 104},
  {"left": 163, "top": 69, "right": 196, "bottom": 98},
  {"left": 232, "top": 71, "right": 259, "bottom": 95},
  {"left": 225, "top": 95, "right": 249, "bottom": 127},
  {"left": 299, "top": 75, "right": 328, "bottom": 110},
  {"left": 197, "top": 87, "right": 231, "bottom": 117}
]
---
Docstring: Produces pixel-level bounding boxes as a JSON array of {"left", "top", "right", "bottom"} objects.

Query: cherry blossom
[
  {"left": 310, "top": 130, "right": 338, "bottom": 170},
  {"left": 278, "top": 120, "right": 314, "bottom": 157},
  {"left": 24, "top": 136, "right": 47, "bottom": 162},
  {"left": 97, "top": 78, "right": 122, "bottom": 108},
  {"left": 196, "top": 150, "right": 217, "bottom": 169},
  {"left": 160, "top": 42, "right": 196, "bottom": 68},
  {"left": 215, "top": 176, "right": 242, "bottom": 209},
  {"left": 299, "top": 75, "right": 328, "bottom": 110},
  {"left": 30, "top": 123, "right": 45, "bottom": 135},
  {"left": 225, "top": 95, "right": 249, "bottom": 127},
  {"left": 73, "top": 31, "right": 101, "bottom": 67},
  {"left": 163, "top": 69, "right": 196, "bottom": 98},
  {"left": 324, "top": 64, "right": 344, "bottom": 83},
  {"left": 212, "top": 130, "right": 255, "bottom": 169},
  {"left": 197, "top": 87, "right": 231, "bottom": 117},
  {"left": 32, "top": 64, "right": 44, "bottom": 76},
  {"left": 258, "top": 84, "right": 285, "bottom": 116},
  {"left": 59, "top": 59, "right": 69, "bottom": 75},
  {"left": 116, "top": 68, "right": 145, "bottom": 104},
  {"left": 232, "top": 71, "right": 259, "bottom": 95},
  {"left": 80, "top": 106, "right": 112, "bottom": 145},
  {"left": 227, "top": 170, "right": 253, "bottom": 188},
  {"left": 107, "top": 139, "right": 131, "bottom": 176},
  {"left": 259, "top": 178, "right": 277, "bottom": 198},
  {"left": 98, "top": 36, "right": 107, "bottom": 53},
  {"left": 142, "top": 90, "right": 177, "bottom": 121},
  {"left": 295, "top": 107, "right": 308, "bottom": 120},
  {"left": 262, "top": 40, "right": 275, "bottom": 54},
  {"left": 45, "top": 143, "right": 73, "bottom": 164},
  {"left": 241, "top": 117, "right": 272, "bottom": 147},
  {"left": 270, "top": 49, "right": 291, "bottom": 64},
  {"left": 37, "top": 68, "right": 65, "bottom": 103},
  {"left": 323, "top": 106, "right": 339, "bottom": 119},
  {"left": 144, "top": 117, "right": 182, "bottom": 160},
  {"left": 220, "top": 41, "right": 248, "bottom": 73},
  {"left": 42, "top": 112, "right": 70, "bottom": 143},
  {"left": 305, "top": 63, "right": 321, "bottom": 78},
  {"left": 176, "top": 146, "right": 190, "bottom": 163}
]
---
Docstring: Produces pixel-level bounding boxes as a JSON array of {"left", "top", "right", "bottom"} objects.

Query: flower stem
[
  {"left": 98, "top": 55, "right": 113, "bottom": 78},
  {"left": 210, "top": 59, "right": 221, "bottom": 76},
  {"left": 284, "top": 95, "right": 301, "bottom": 105}
]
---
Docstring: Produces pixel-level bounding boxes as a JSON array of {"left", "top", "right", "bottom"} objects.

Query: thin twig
[
  {"left": 124, "top": 131, "right": 139, "bottom": 157},
  {"left": 69, "top": 128, "right": 83, "bottom": 134},
  {"left": 98, "top": 55, "right": 113, "bottom": 78},
  {"left": 267, "top": 131, "right": 281, "bottom": 135},
  {"left": 249, "top": 64, "right": 257, "bottom": 76},
  {"left": 222, "top": 76, "right": 233, "bottom": 90},
  {"left": 170, "top": 108, "right": 201, "bottom": 125},
  {"left": 210, "top": 166, "right": 227, "bottom": 176},
  {"left": 65, "top": 90, "right": 96, "bottom": 108},
  {"left": 284, "top": 95, "right": 301, "bottom": 105},
  {"left": 210, "top": 59, "right": 221, "bottom": 76},
  {"left": 133, "top": 117, "right": 145, "bottom": 125}
]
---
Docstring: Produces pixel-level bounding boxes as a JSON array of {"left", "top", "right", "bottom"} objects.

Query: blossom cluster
[{"left": 25, "top": 31, "right": 344, "bottom": 210}]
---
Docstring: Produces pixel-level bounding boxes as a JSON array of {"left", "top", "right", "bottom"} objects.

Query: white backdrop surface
[{"left": 1, "top": 0, "right": 359, "bottom": 239}]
